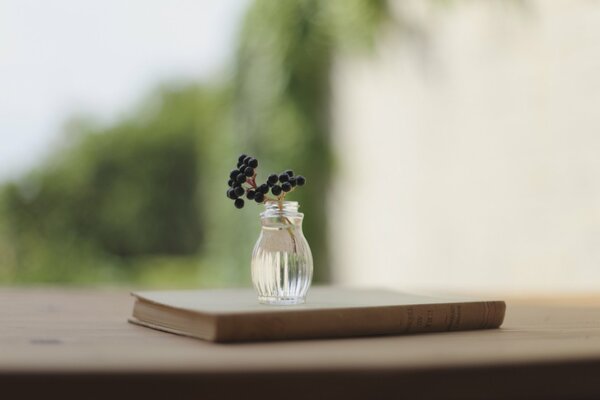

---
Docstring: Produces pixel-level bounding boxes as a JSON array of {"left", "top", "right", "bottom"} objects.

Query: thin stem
[
  {"left": 281, "top": 215, "right": 298, "bottom": 253},
  {"left": 277, "top": 199, "right": 298, "bottom": 253}
]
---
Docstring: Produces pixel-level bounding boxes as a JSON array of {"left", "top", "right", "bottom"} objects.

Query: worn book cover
[{"left": 129, "top": 287, "right": 505, "bottom": 342}]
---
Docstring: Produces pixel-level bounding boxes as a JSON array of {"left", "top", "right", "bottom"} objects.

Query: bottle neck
[{"left": 260, "top": 201, "right": 304, "bottom": 219}]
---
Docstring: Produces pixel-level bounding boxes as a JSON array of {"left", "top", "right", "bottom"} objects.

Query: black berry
[
  {"left": 234, "top": 186, "right": 245, "bottom": 197},
  {"left": 254, "top": 192, "right": 265, "bottom": 203},
  {"left": 258, "top": 183, "right": 269, "bottom": 194},
  {"left": 267, "top": 174, "right": 278, "bottom": 185},
  {"left": 278, "top": 173, "right": 289, "bottom": 183},
  {"left": 226, "top": 156, "right": 306, "bottom": 209},
  {"left": 271, "top": 185, "right": 282, "bottom": 196}
]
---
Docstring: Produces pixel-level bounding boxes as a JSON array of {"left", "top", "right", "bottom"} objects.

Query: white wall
[{"left": 330, "top": 1, "right": 600, "bottom": 294}]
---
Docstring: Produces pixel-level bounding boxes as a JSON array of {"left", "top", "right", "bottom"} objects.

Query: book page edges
[
  {"left": 128, "top": 317, "right": 209, "bottom": 341},
  {"left": 131, "top": 298, "right": 218, "bottom": 341}
]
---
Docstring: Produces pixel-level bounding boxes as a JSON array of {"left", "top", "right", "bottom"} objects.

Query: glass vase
[{"left": 251, "top": 201, "right": 313, "bottom": 305}]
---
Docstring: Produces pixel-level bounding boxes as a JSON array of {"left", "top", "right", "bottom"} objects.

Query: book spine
[{"left": 214, "top": 301, "right": 506, "bottom": 342}]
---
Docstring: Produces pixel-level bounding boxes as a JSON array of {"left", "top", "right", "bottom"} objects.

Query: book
[{"left": 129, "top": 287, "right": 505, "bottom": 342}]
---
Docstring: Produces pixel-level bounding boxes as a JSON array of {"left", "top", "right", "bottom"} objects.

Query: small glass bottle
[{"left": 251, "top": 201, "right": 313, "bottom": 305}]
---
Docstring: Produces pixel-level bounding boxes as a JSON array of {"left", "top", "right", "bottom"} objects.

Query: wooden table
[{"left": 1, "top": 289, "right": 600, "bottom": 399}]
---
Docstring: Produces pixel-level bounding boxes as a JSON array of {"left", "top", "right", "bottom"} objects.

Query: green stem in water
[{"left": 278, "top": 200, "right": 298, "bottom": 253}]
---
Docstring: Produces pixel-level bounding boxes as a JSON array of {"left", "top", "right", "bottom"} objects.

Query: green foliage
[
  {"left": 234, "top": 0, "right": 388, "bottom": 281},
  {"left": 0, "top": 0, "right": 389, "bottom": 285},
  {"left": 0, "top": 85, "right": 229, "bottom": 283}
]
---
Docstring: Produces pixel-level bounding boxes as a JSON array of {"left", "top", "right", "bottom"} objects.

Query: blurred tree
[
  {"left": 0, "top": 85, "right": 229, "bottom": 283},
  {"left": 234, "top": 0, "right": 388, "bottom": 281},
  {"left": 0, "top": 0, "right": 389, "bottom": 285}
]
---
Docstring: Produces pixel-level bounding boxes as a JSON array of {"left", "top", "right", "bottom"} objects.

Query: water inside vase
[{"left": 251, "top": 216, "right": 313, "bottom": 305}]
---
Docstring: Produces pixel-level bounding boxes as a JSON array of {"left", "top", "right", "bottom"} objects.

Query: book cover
[{"left": 129, "top": 287, "right": 505, "bottom": 342}]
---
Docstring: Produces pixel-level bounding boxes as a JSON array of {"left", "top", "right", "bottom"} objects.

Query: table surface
[{"left": 2, "top": 288, "right": 600, "bottom": 400}]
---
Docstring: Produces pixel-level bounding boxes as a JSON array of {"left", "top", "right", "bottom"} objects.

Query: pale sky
[{"left": 0, "top": 0, "right": 249, "bottom": 181}]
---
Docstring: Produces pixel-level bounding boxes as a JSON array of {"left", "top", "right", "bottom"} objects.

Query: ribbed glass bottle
[{"left": 251, "top": 201, "right": 313, "bottom": 305}]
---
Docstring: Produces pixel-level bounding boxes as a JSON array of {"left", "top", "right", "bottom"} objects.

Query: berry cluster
[{"left": 226, "top": 154, "right": 306, "bottom": 209}]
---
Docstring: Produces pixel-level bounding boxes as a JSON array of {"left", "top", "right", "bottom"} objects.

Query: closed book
[{"left": 129, "top": 287, "right": 505, "bottom": 342}]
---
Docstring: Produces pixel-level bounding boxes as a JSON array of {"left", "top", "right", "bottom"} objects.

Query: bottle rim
[{"left": 261, "top": 201, "right": 302, "bottom": 217}]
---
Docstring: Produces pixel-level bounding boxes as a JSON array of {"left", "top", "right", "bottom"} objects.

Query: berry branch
[
  {"left": 226, "top": 154, "right": 306, "bottom": 209},
  {"left": 226, "top": 154, "right": 306, "bottom": 252}
]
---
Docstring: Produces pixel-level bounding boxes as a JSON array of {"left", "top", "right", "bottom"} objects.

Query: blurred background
[{"left": 1, "top": 0, "right": 599, "bottom": 294}]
